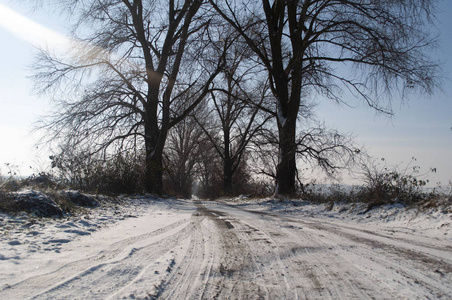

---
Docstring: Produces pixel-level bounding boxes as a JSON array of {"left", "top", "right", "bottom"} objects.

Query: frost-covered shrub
[
  {"left": 360, "top": 158, "right": 435, "bottom": 205},
  {"left": 50, "top": 150, "right": 145, "bottom": 194}
]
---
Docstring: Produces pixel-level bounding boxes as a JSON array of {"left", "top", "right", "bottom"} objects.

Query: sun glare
[{"left": 0, "top": 3, "right": 69, "bottom": 50}]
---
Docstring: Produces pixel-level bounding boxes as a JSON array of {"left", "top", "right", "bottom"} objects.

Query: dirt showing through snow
[{"left": 1, "top": 197, "right": 451, "bottom": 299}]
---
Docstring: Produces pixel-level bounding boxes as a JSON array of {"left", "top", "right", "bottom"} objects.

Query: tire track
[
  {"left": 233, "top": 217, "right": 381, "bottom": 299},
  {"left": 191, "top": 201, "right": 270, "bottom": 299},
  {"left": 206, "top": 201, "right": 452, "bottom": 299},
  {"left": 1, "top": 215, "right": 193, "bottom": 299},
  {"left": 3, "top": 199, "right": 450, "bottom": 299}
]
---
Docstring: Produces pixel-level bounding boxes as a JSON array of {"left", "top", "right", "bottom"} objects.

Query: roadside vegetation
[
  {"left": 1, "top": 155, "right": 450, "bottom": 218},
  {"left": 0, "top": 166, "right": 116, "bottom": 217}
]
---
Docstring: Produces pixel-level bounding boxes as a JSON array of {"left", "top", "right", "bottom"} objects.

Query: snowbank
[{"left": 220, "top": 197, "right": 452, "bottom": 238}]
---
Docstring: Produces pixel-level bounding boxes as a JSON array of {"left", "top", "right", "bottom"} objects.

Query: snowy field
[{"left": 0, "top": 196, "right": 451, "bottom": 299}]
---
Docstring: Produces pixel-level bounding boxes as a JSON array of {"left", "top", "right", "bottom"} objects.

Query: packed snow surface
[{"left": 1, "top": 196, "right": 451, "bottom": 299}]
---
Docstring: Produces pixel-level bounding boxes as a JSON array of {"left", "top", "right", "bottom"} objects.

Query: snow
[
  {"left": 1, "top": 195, "right": 451, "bottom": 299},
  {"left": 223, "top": 197, "right": 451, "bottom": 237}
]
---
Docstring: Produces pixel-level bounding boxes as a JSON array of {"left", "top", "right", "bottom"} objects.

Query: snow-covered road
[{"left": 1, "top": 198, "right": 451, "bottom": 299}]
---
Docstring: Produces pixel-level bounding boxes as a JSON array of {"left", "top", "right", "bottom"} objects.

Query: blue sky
[
  {"left": 314, "top": 2, "right": 452, "bottom": 187},
  {"left": 0, "top": 0, "right": 451, "bottom": 187}
]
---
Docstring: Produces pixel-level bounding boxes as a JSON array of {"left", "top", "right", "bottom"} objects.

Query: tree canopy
[{"left": 33, "top": 0, "right": 441, "bottom": 196}]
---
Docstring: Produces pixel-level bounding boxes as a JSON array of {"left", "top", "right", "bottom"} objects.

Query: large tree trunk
[
  {"left": 223, "top": 159, "right": 233, "bottom": 196},
  {"left": 145, "top": 148, "right": 164, "bottom": 194},
  {"left": 275, "top": 117, "right": 297, "bottom": 196},
  {"left": 144, "top": 101, "right": 166, "bottom": 194},
  {"left": 223, "top": 120, "right": 233, "bottom": 196},
  {"left": 273, "top": 64, "right": 302, "bottom": 196}
]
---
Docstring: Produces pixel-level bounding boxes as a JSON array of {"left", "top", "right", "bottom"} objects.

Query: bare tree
[
  {"left": 33, "top": 0, "right": 225, "bottom": 194},
  {"left": 193, "top": 127, "right": 223, "bottom": 199},
  {"left": 209, "top": 0, "right": 441, "bottom": 196},
  {"left": 252, "top": 114, "right": 362, "bottom": 193},
  {"left": 197, "top": 47, "right": 272, "bottom": 195},
  {"left": 163, "top": 102, "right": 209, "bottom": 198},
  {"left": 296, "top": 124, "right": 361, "bottom": 180}
]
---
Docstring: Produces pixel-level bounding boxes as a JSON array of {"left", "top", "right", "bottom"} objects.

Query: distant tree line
[{"left": 32, "top": 0, "right": 440, "bottom": 198}]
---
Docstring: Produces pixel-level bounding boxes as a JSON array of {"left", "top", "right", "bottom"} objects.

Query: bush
[
  {"left": 0, "top": 163, "right": 23, "bottom": 192},
  {"left": 23, "top": 172, "right": 65, "bottom": 190},
  {"left": 359, "top": 158, "right": 436, "bottom": 206},
  {"left": 296, "top": 157, "right": 443, "bottom": 212},
  {"left": 50, "top": 150, "right": 145, "bottom": 194},
  {"left": 0, "top": 190, "right": 15, "bottom": 213}
]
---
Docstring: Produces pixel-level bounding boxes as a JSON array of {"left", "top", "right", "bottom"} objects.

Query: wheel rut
[{"left": 2, "top": 199, "right": 450, "bottom": 299}]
